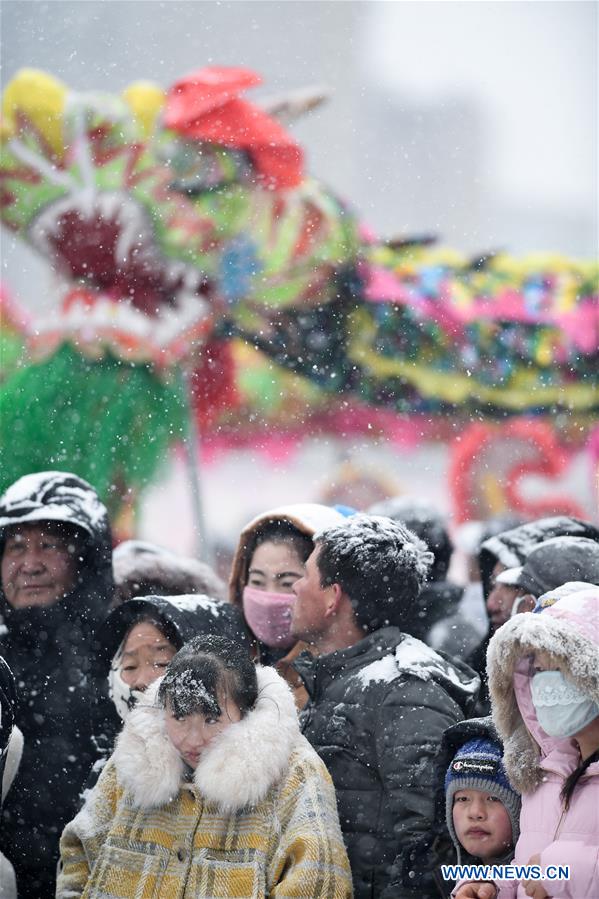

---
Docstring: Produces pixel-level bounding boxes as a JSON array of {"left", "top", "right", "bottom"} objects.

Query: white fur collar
[{"left": 113, "top": 665, "right": 300, "bottom": 812}]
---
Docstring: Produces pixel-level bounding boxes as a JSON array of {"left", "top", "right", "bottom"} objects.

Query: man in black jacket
[
  {"left": 0, "top": 471, "right": 113, "bottom": 898},
  {"left": 290, "top": 514, "right": 480, "bottom": 899},
  {"left": 468, "top": 514, "right": 599, "bottom": 715}
]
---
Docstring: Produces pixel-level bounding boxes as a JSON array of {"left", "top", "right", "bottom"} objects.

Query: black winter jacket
[
  {"left": 407, "top": 581, "right": 462, "bottom": 643},
  {"left": 293, "top": 626, "right": 480, "bottom": 899},
  {"left": 0, "top": 472, "right": 113, "bottom": 899},
  {"left": 411, "top": 581, "right": 485, "bottom": 662}
]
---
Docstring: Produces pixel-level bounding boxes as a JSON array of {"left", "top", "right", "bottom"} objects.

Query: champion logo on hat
[{"left": 451, "top": 758, "right": 500, "bottom": 776}]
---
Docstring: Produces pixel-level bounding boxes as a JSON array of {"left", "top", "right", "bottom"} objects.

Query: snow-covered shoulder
[{"left": 354, "top": 634, "right": 479, "bottom": 695}]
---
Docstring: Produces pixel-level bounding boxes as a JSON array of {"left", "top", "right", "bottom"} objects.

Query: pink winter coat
[{"left": 486, "top": 586, "right": 599, "bottom": 899}]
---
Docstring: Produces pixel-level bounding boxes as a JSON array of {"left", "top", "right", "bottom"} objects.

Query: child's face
[
  {"left": 452, "top": 789, "right": 513, "bottom": 861},
  {"left": 165, "top": 694, "right": 242, "bottom": 769}
]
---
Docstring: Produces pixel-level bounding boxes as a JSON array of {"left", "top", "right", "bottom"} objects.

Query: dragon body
[{"left": 1, "top": 66, "right": 597, "bottom": 514}]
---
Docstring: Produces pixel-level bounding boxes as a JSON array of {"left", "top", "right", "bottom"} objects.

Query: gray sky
[{"left": 2, "top": 0, "right": 596, "bottom": 271}]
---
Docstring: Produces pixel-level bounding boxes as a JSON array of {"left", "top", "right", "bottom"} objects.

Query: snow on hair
[
  {"left": 157, "top": 634, "right": 257, "bottom": 719},
  {"left": 314, "top": 514, "right": 434, "bottom": 632},
  {"left": 316, "top": 514, "right": 433, "bottom": 583}
]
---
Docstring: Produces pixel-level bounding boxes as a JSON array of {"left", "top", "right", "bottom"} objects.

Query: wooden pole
[{"left": 182, "top": 365, "right": 213, "bottom": 565}]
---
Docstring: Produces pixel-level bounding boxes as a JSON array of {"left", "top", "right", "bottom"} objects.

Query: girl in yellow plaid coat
[{"left": 57, "top": 635, "right": 352, "bottom": 898}]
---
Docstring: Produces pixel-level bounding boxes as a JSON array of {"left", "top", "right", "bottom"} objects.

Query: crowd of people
[{"left": 0, "top": 469, "right": 597, "bottom": 898}]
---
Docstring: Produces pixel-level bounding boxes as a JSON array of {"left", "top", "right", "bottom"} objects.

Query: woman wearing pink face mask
[{"left": 229, "top": 504, "right": 347, "bottom": 708}]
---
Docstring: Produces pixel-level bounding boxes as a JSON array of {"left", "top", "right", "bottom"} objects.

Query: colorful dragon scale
[
  {"left": 0, "top": 65, "right": 598, "bottom": 509},
  {"left": 2, "top": 67, "right": 597, "bottom": 404}
]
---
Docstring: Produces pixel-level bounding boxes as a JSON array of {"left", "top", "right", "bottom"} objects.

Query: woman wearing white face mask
[
  {"left": 452, "top": 583, "right": 599, "bottom": 899},
  {"left": 229, "top": 504, "right": 347, "bottom": 708}
]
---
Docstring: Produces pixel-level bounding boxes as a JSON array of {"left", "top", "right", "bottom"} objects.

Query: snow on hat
[
  {"left": 0, "top": 470, "right": 108, "bottom": 540},
  {"left": 496, "top": 536, "right": 599, "bottom": 597},
  {"left": 445, "top": 737, "right": 520, "bottom": 859}
]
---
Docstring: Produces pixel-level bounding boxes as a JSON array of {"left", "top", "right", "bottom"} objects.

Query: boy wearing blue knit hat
[{"left": 443, "top": 719, "right": 520, "bottom": 866}]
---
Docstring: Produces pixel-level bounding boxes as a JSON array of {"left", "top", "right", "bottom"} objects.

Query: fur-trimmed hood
[
  {"left": 113, "top": 664, "right": 302, "bottom": 812},
  {"left": 487, "top": 584, "right": 599, "bottom": 794},
  {"left": 113, "top": 539, "right": 226, "bottom": 601},
  {"left": 229, "top": 503, "right": 346, "bottom": 606},
  {"left": 1, "top": 726, "right": 23, "bottom": 806}
]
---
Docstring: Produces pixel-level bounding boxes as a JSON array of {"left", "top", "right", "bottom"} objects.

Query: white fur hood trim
[
  {"left": 487, "top": 609, "right": 599, "bottom": 793},
  {"left": 113, "top": 665, "right": 300, "bottom": 812},
  {"left": 1, "top": 726, "right": 23, "bottom": 804}
]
